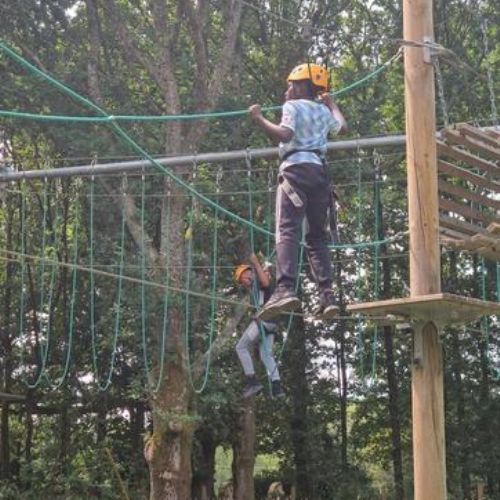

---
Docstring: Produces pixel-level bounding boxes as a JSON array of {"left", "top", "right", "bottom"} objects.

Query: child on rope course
[
  {"left": 249, "top": 63, "right": 347, "bottom": 321},
  {"left": 234, "top": 253, "right": 284, "bottom": 399}
]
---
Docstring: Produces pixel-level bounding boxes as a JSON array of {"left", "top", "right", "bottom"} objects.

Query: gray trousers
[
  {"left": 236, "top": 321, "right": 280, "bottom": 381},
  {"left": 276, "top": 163, "right": 333, "bottom": 290}
]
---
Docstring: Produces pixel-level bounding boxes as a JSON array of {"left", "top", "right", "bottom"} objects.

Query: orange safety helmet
[
  {"left": 234, "top": 264, "right": 252, "bottom": 284},
  {"left": 287, "top": 63, "right": 329, "bottom": 92}
]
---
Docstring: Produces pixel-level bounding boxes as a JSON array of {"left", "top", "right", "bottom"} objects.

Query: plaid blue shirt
[{"left": 279, "top": 99, "right": 340, "bottom": 170}]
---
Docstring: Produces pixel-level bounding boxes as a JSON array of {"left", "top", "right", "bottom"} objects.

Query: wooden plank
[
  {"left": 439, "top": 215, "right": 489, "bottom": 236},
  {"left": 441, "top": 238, "right": 474, "bottom": 250},
  {"left": 0, "top": 392, "right": 26, "bottom": 403},
  {"left": 442, "top": 129, "right": 500, "bottom": 162},
  {"left": 487, "top": 222, "right": 500, "bottom": 235},
  {"left": 439, "top": 227, "right": 471, "bottom": 241},
  {"left": 470, "top": 233, "right": 500, "bottom": 248},
  {"left": 477, "top": 247, "right": 500, "bottom": 262},
  {"left": 438, "top": 160, "right": 500, "bottom": 192},
  {"left": 457, "top": 123, "right": 500, "bottom": 149},
  {"left": 485, "top": 129, "right": 500, "bottom": 140},
  {"left": 438, "top": 179, "right": 500, "bottom": 211},
  {"left": 439, "top": 198, "right": 498, "bottom": 226},
  {"left": 437, "top": 142, "right": 500, "bottom": 180},
  {"left": 347, "top": 293, "right": 500, "bottom": 325}
]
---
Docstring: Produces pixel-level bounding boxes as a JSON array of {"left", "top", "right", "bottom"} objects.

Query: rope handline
[
  {"left": 0, "top": 42, "right": 273, "bottom": 238},
  {"left": 0, "top": 49, "right": 401, "bottom": 123}
]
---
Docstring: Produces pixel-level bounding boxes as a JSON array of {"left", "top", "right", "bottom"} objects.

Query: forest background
[{"left": 0, "top": 0, "right": 499, "bottom": 499}]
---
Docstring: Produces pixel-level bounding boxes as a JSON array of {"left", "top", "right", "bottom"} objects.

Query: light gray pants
[{"left": 236, "top": 321, "right": 280, "bottom": 381}]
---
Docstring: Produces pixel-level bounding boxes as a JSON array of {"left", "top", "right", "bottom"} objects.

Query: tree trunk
[
  {"left": 383, "top": 325, "right": 405, "bottom": 500},
  {"left": 376, "top": 160, "right": 405, "bottom": 499},
  {"left": 335, "top": 261, "right": 348, "bottom": 470},
  {"left": 192, "top": 428, "right": 216, "bottom": 500},
  {"left": 0, "top": 201, "right": 15, "bottom": 481},
  {"left": 232, "top": 397, "right": 256, "bottom": 500},
  {"left": 285, "top": 313, "right": 313, "bottom": 498},
  {"left": 0, "top": 403, "right": 9, "bottom": 480},
  {"left": 130, "top": 402, "right": 145, "bottom": 482}
]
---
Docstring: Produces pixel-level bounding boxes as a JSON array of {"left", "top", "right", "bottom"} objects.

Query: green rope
[
  {"left": 89, "top": 174, "right": 126, "bottom": 391},
  {"left": 184, "top": 168, "right": 220, "bottom": 394},
  {"left": 153, "top": 186, "right": 171, "bottom": 394},
  {"left": 370, "top": 159, "right": 382, "bottom": 382},
  {"left": 0, "top": 42, "right": 272, "bottom": 239},
  {"left": 25, "top": 180, "right": 51, "bottom": 387},
  {"left": 28, "top": 180, "right": 63, "bottom": 388},
  {"left": 191, "top": 200, "right": 220, "bottom": 393},
  {"left": 0, "top": 50, "right": 400, "bottom": 123},
  {"left": 44, "top": 198, "right": 80, "bottom": 389},
  {"left": 355, "top": 159, "right": 365, "bottom": 378},
  {"left": 139, "top": 172, "right": 169, "bottom": 392},
  {"left": 0, "top": 43, "right": 406, "bottom": 254}
]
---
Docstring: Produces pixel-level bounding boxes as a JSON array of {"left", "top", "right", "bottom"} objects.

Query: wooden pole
[{"left": 403, "top": 0, "right": 447, "bottom": 496}]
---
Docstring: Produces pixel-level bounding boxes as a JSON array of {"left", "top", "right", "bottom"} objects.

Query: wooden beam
[
  {"left": 439, "top": 227, "right": 471, "bottom": 241},
  {"left": 438, "top": 160, "right": 500, "bottom": 192},
  {"left": 442, "top": 129, "right": 500, "bottom": 162},
  {"left": 439, "top": 215, "right": 489, "bottom": 236},
  {"left": 457, "top": 123, "right": 500, "bottom": 149},
  {"left": 0, "top": 392, "right": 26, "bottom": 403},
  {"left": 470, "top": 233, "right": 500, "bottom": 249},
  {"left": 485, "top": 129, "right": 500, "bottom": 140},
  {"left": 437, "top": 142, "right": 500, "bottom": 180},
  {"left": 477, "top": 247, "right": 500, "bottom": 261},
  {"left": 438, "top": 179, "right": 500, "bottom": 211},
  {"left": 487, "top": 222, "right": 500, "bottom": 235},
  {"left": 439, "top": 198, "right": 498, "bottom": 226}
]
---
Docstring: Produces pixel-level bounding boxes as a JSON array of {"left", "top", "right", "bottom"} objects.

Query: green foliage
[{"left": 0, "top": 0, "right": 499, "bottom": 498}]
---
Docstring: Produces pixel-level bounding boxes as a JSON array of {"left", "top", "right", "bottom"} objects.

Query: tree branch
[{"left": 192, "top": 301, "right": 249, "bottom": 382}]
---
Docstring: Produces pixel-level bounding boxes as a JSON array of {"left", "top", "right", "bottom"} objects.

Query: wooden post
[{"left": 403, "top": 0, "right": 447, "bottom": 496}]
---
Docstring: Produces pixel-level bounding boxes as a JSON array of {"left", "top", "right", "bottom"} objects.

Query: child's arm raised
[
  {"left": 249, "top": 253, "right": 270, "bottom": 289},
  {"left": 319, "top": 93, "right": 348, "bottom": 134},
  {"left": 249, "top": 104, "right": 293, "bottom": 143}
]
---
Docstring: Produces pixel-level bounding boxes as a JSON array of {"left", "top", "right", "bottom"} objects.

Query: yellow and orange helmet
[
  {"left": 287, "top": 63, "right": 329, "bottom": 92},
  {"left": 234, "top": 264, "right": 252, "bottom": 284}
]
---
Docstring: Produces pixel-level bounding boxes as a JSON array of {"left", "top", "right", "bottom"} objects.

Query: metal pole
[{"left": 0, "top": 134, "right": 406, "bottom": 182}]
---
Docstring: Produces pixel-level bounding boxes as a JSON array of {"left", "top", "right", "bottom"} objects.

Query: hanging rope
[
  {"left": 44, "top": 188, "right": 81, "bottom": 389},
  {"left": 185, "top": 165, "right": 221, "bottom": 393},
  {"left": 89, "top": 170, "right": 127, "bottom": 391}
]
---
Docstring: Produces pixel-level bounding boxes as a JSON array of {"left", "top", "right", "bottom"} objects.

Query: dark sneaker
[
  {"left": 315, "top": 290, "right": 339, "bottom": 320},
  {"left": 242, "top": 376, "right": 263, "bottom": 398},
  {"left": 256, "top": 287, "right": 301, "bottom": 321},
  {"left": 271, "top": 380, "right": 285, "bottom": 399}
]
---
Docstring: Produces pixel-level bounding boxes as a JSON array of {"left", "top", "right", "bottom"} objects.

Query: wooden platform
[
  {"left": 438, "top": 124, "right": 500, "bottom": 261},
  {"left": 347, "top": 293, "right": 500, "bottom": 326}
]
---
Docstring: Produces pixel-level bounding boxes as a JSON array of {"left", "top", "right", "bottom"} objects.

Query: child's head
[
  {"left": 286, "top": 63, "right": 329, "bottom": 100},
  {"left": 234, "top": 264, "right": 253, "bottom": 289}
]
